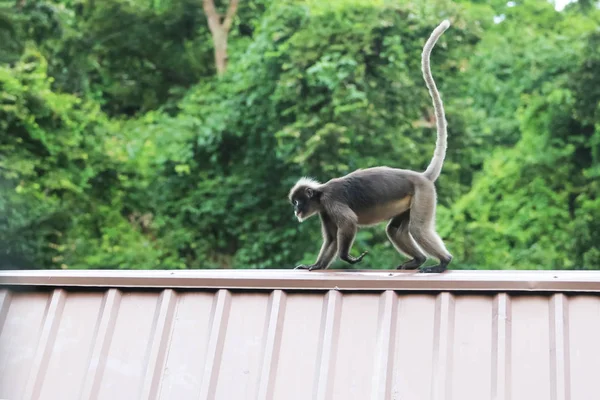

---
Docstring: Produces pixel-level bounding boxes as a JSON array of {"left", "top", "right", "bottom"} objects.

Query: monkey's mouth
[{"left": 295, "top": 210, "right": 304, "bottom": 222}]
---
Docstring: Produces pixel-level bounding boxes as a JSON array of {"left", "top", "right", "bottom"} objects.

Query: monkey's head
[{"left": 288, "top": 177, "right": 322, "bottom": 223}]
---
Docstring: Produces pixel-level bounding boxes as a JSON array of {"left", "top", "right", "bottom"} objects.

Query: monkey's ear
[{"left": 305, "top": 187, "right": 322, "bottom": 199}]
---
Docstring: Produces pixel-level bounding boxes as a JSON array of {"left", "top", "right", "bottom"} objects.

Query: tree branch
[
  {"left": 222, "top": 0, "right": 239, "bottom": 32},
  {"left": 202, "top": 0, "right": 240, "bottom": 76},
  {"left": 202, "top": 0, "right": 220, "bottom": 34}
]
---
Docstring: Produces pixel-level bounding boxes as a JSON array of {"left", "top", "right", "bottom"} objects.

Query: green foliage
[
  {"left": 445, "top": 7, "right": 600, "bottom": 269},
  {"left": 1, "top": 0, "right": 599, "bottom": 270},
  {"left": 54, "top": 0, "right": 215, "bottom": 115},
  {"left": 1, "top": 47, "right": 103, "bottom": 267},
  {"left": 0, "top": 48, "right": 178, "bottom": 269}
]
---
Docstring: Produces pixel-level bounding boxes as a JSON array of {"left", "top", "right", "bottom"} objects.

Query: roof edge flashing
[{"left": 1, "top": 269, "right": 600, "bottom": 292}]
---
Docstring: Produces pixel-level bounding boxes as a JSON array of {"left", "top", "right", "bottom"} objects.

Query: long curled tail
[{"left": 422, "top": 19, "right": 450, "bottom": 182}]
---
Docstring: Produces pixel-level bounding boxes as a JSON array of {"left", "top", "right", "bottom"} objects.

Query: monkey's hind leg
[
  {"left": 386, "top": 211, "right": 427, "bottom": 270},
  {"left": 408, "top": 183, "right": 453, "bottom": 273}
]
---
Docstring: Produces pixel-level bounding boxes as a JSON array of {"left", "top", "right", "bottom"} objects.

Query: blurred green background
[{"left": 0, "top": 0, "right": 599, "bottom": 271}]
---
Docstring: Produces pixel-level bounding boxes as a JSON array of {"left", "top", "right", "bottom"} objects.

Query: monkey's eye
[{"left": 293, "top": 200, "right": 299, "bottom": 207}]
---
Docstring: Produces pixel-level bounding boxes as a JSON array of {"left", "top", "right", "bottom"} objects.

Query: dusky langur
[{"left": 288, "top": 19, "right": 453, "bottom": 273}]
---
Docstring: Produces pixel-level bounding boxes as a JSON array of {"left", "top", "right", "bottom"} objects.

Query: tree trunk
[
  {"left": 202, "top": 0, "right": 239, "bottom": 76},
  {"left": 213, "top": 29, "right": 228, "bottom": 76}
]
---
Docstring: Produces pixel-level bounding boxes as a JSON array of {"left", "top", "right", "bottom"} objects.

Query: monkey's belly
[{"left": 356, "top": 196, "right": 412, "bottom": 226}]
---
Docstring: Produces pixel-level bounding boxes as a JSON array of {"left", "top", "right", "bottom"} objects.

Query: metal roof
[{"left": 1, "top": 269, "right": 599, "bottom": 400}]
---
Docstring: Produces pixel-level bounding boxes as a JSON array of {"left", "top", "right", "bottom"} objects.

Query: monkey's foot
[
  {"left": 396, "top": 257, "right": 426, "bottom": 270},
  {"left": 418, "top": 255, "right": 452, "bottom": 273},
  {"left": 340, "top": 251, "right": 368, "bottom": 265},
  {"left": 418, "top": 264, "right": 447, "bottom": 273},
  {"left": 294, "top": 264, "right": 323, "bottom": 271}
]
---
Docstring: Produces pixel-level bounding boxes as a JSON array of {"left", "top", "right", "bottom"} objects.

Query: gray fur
[
  {"left": 422, "top": 19, "right": 450, "bottom": 182},
  {"left": 289, "top": 20, "right": 453, "bottom": 273}
]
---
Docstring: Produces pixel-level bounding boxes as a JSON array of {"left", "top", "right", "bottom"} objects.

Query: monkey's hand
[
  {"left": 294, "top": 264, "right": 323, "bottom": 271},
  {"left": 340, "top": 251, "right": 368, "bottom": 265}
]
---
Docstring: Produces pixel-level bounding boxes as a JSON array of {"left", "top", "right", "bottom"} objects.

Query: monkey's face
[{"left": 290, "top": 187, "right": 319, "bottom": 223}]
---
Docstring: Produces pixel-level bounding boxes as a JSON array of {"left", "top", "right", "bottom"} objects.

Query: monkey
[{"left": 287, "top": 19, "right": 453, "bottom": 273}]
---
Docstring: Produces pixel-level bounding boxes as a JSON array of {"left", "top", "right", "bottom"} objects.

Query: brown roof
[{"left": 0, "top": 269, "right": 598, "bottom": 399}]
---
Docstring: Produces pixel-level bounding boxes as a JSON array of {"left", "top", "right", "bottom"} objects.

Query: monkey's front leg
[
  {"left": 295, "top": 213, "right": 338, "bottom": 271},
  {"left": 337, "top": 223, "right": 368, "bottom": 265},
  {"left": 294, "top": 240, "right": 337, "bottom": 271}
]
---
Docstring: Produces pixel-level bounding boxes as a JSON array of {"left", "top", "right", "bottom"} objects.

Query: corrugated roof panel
[
  {"left": 271, "top": 291, "right": 324, "bottom": 399},
  {"left": 2, "top": 270, "right": 600, "bottom": 399},
  {"left": 158, "top": 291, "right": 215, "bottom": 399},
  {"left": 569, "top": 295, "right": 600, "bottom": 399},
  {"left": 450, "top": 294, "right": 493, "bottom": 399},
  {"left": 40, "top": 291, "right": 104, "bottom": 399},
  {"left": 0, "top": 291, "right": 51, "bottom": 400}
]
